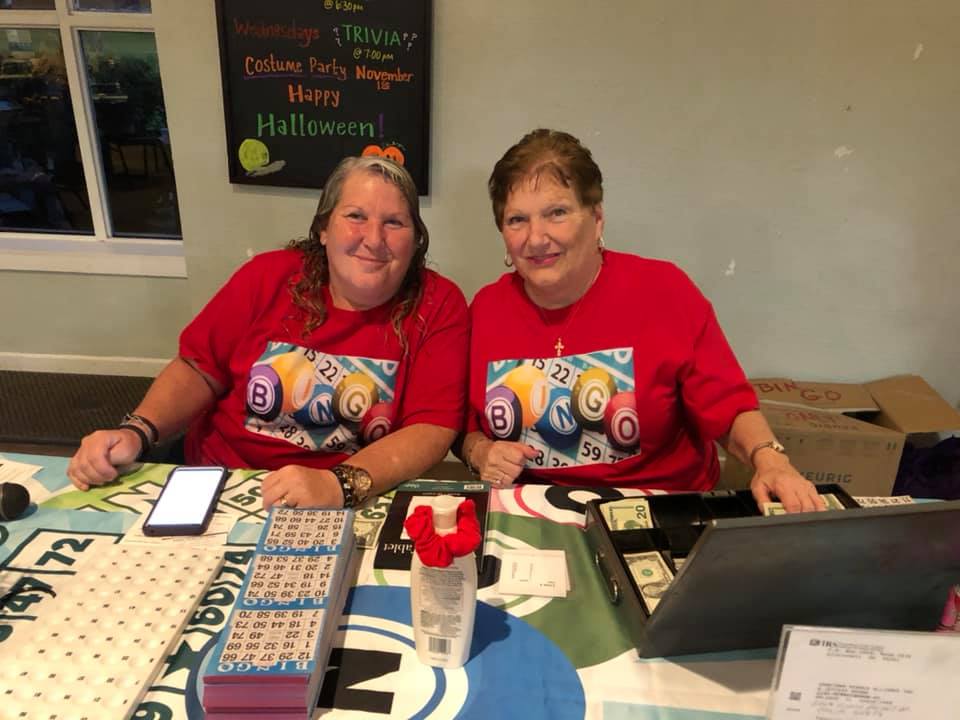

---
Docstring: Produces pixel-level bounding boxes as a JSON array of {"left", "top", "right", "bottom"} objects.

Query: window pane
[
  {"left": 0, "top": 1, "right": 56, "bottom": 10},
  {"left": 72, "top": 0, "right": 151, "bottom": 12},
  {"left": 0, "top": 28, "right": 94, "bottom": 234},
  {"left": 80, "top": 30, "right": 180, "bottom": 238}
]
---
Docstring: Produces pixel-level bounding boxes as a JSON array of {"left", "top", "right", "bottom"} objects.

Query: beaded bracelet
[{"left": 116, "top": 424, "right": 150, "bottom": 462}]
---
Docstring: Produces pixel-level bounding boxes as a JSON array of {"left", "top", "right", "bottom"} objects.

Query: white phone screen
[{"left": 148, "top": 467, "right": 224, "bottom": 527}]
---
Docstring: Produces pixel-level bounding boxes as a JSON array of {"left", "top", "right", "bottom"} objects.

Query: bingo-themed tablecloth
[{"left": 0, "top": 453, "right": 776, "bottom": 719}]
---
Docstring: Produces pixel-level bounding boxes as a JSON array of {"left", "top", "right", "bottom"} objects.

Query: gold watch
[
  {"left": 331, "top": 464, "right": 373, "bottom": 508},
  {"left": 748, "top": 440, "right": 786, "bottom": 468}
]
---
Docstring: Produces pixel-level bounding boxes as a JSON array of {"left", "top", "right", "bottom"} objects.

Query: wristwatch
[
  {"left": 748, "top": 440, "right": 786, "bottom": 468},
  {"left": 331, "top": 464, "right": 373, "bottom": 508}
]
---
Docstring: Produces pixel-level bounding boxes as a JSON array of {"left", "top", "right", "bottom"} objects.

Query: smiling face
[
  {"left": 320, "top": 170, "right": 417, "bottom": 311},
  {"left": 501, "top": 174, "right": 604, "bottom": 309}
]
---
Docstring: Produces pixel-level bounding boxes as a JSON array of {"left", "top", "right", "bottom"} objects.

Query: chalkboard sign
[{"left": 215, "top": 0, "right": 432, "bottom": 193}]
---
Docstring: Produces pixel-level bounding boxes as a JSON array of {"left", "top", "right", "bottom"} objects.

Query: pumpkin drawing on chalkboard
[{"left": 361, "top": 143, "right": 406, "bottom": 167}]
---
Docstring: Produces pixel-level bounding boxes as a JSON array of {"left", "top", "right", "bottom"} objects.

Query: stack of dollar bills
[{"left": 761, "top": 492, "right": 846, "bottom": 516}]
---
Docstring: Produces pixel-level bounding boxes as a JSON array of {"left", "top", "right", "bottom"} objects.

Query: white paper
[
  {"left": 498, "top": 549, "right": 569, "bottom": 597},
  {"left": 853, "top": 495, "right": 914, "bottom": 507},
  {"left": 0, "top": 456, "right": 43, "bottom": 485},
  {"left": 768, "top": 625, "right": 960, "bottom": 719},
  {"left": 121, "top": 512, "right": 236, "bottom": 547}
]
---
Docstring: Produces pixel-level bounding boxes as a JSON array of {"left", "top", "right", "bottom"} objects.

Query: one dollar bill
[
  {"left": 623, "top": 550, "right": 674, "bottom": 613},
  {"left": 601, "top": 498, "right": 653, "bottom": 530},
  {"left": 353, "top": 516, "right": 384, "bottom": 549}
]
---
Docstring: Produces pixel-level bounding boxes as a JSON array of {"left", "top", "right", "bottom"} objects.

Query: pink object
[{"left": 935, "top": 584, "right": 960, "bottom": 632}]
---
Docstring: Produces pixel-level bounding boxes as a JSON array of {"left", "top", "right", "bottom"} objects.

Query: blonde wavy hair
[{"left": 287, "top": 156, "right": 429, "bottom": 354}]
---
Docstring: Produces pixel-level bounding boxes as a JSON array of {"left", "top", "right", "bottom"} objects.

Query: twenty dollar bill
[{"left": 601, "top": 498, "right": 653, "bottom": 530}]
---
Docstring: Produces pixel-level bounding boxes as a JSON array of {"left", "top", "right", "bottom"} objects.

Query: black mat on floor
[{"left": 0, "top": 371, "right": 153, "bottom": 446}]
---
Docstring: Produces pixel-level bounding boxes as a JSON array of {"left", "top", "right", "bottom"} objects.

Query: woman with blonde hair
[{"left": 69, "top": 156, "right": 469, "bottom": 510}]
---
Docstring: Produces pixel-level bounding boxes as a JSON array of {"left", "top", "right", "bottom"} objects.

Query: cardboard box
[
  {"left": 863, "top": 375, "right": 960, "bottom": 434},
  {"left": 721, "top": 375, "right": 960, "bottom": 496},
  {"left": 751, "top": 375, "right": 960, "bottom": 433},
  {"left": 718, "top": 404, "right": 905, "bottom": 496},
  {"left": 749, "top": 378, "right": 879, "bottom": 414}
]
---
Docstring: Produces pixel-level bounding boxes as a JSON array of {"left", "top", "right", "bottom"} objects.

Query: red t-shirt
[
  {"left": 180, "top": 249, "right": 468, "bottom": 470},
  {"left": 467, "top": 250, "right": 757, "bottom": 491}
]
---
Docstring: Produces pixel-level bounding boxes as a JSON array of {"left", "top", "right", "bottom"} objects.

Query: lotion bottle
[{"left": 407, "top": 495, "right": 479, "bottom": 668}]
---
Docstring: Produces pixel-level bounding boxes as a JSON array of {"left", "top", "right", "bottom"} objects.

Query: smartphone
[{"left": 143, "top": 466, "right": 229, "bottom": 536}]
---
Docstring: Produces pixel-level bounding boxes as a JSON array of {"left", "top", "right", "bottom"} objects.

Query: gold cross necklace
[{"left": 534, "top": 261, "right": 604, "bottom": 357}]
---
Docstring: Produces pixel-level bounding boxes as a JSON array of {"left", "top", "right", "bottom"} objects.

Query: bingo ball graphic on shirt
[
  {"left": 534, "top": 386, "right": 582, "bottom": 449},
  {"left": 501, "top": 364, "right": 550, "bottom": 428},
  {"left": 571, "top": 368, "right": 617, "bottom": 431},
  {"left": 246, "top": 364, "right": 283, "bottom": 421},
  {"left": 334, "top": 372, "right": 380, "bottom": 424},
  {"left": 604, "top": 391, "right": 640, "bottom": 452},
  {"left": 269, "top": 351, "right": 315, "bottom": 414},
  {"left": 292, "top": 382, "right": 336, "bottom": 427},
  {"left": 485, "top": 385, "right": 522, "bottom": 441},
  {"left": 360, "top": 401, "right": 394, "bottom": 445}
]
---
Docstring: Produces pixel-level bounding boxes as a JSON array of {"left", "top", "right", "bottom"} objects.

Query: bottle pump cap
[{"left": 432, "top": 495, "right": 459, "bottom": 534}]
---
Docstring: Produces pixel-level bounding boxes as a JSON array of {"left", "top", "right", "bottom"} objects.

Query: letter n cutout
[{"left": 317, "top": 647, "right": 401, "bottom": 714}]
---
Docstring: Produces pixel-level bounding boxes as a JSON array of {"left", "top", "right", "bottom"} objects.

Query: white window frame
[{"left": 0, "top": 0, "right": 185, "bottom": 277}]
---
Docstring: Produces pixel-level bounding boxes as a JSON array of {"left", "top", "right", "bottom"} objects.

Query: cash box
[{"left": 585, "top": 486, "right": 960, "bottom": 658}]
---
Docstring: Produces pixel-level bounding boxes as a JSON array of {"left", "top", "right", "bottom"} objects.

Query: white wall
[{"left": 2, "top": 1, "right": 958, "bottom": 404}]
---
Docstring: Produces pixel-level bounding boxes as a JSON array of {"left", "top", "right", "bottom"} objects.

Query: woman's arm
[
  {"left": 67, "top": 357, "right": 221, "bottom": 490},
  {"left": 261, "top": 422, "right": 458, "bottom": 508},
  {"left": 134, "top": 357, "right": 224, "bottom": 439},
  {"left": 723, "top": 409, "right": 824, "bottom": 513}
]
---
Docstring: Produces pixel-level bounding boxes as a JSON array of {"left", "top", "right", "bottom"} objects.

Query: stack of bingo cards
[{"left": 202, "top": 507, "right": 355, "bottom": 719}]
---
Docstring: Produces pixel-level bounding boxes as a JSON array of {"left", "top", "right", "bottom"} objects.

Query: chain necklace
[{"left": 533, "top": 261, "right": 603, "bottom": 357}]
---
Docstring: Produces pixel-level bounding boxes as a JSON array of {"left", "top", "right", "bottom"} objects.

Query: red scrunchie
[{"left": 403, "top": 498, "right": 481, "bottom": 568}]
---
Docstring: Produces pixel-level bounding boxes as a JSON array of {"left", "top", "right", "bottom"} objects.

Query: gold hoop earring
[
  {"left": 598, "top": 236, "right": 605, "bottom": 252},
  {"left": 504, "top": 254, "right": 514, "bottom": 268}
]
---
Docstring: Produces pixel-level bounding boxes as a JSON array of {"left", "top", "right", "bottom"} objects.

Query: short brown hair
[{"left": 488, "top": 129, "right": 603, "bottom": 229}]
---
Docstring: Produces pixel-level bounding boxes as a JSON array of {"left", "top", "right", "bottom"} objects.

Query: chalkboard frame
[{"left": 214, "top": 0, "right": 433, "bottom": 194}]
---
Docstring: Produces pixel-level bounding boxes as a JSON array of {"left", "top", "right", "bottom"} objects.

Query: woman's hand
[
  {"left": 261, "top": 465, "right": 346, "bottom": 510},
  {"left": 750, "top": 452, "right": 826, "bottom": 513},
  {"left": 472, "top": 438, "right": 539, "bottom": 488},
  {"left": 67, "top": 429, "right": 142, "bottom": 491},
  {"left": 726, "top": 410, "right": 825, "bottom": 514}
]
